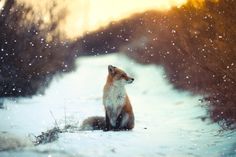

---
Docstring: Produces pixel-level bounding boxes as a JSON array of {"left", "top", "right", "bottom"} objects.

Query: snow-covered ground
[{"left": 0, "top": 53, "right": 235, "bottom": 157}]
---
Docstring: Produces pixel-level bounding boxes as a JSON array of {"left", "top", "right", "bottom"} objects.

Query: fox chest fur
[
  {"left": 103, "top": 83, "right": 127, "bottom": 126},
  {"left": 104, "top": 85, "right": 126, "bottom": 108},
  {"left": 103, "top": 83, "right": 126, "bottom": 109}
]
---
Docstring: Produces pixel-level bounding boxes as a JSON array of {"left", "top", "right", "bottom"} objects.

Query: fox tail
[{"left": 80, "top": 116, "right": 105, "bottom": 131}]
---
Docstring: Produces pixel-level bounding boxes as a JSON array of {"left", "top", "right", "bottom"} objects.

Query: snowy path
[{"left": 0, "top": 54, "right": 235, "bottom": 157}]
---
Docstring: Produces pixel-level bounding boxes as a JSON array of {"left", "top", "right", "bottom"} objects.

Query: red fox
[{"left": 80, "top": 65, "right": 135, "bottom": 131}]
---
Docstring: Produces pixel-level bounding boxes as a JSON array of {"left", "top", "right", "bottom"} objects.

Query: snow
[{"left": 0, "top": 53, "right": 235, "bottom": 157}]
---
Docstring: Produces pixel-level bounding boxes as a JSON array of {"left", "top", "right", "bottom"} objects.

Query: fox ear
[{"left": 108, "top": 65, "right": 116, "bottom": 75}]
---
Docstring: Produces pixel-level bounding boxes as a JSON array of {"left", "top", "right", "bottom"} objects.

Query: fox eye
[{"left": 121, "top": 74, "right": 126, "bottom": 78}]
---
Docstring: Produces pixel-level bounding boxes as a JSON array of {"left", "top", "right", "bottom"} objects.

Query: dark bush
[{"left": 0, "top": 0, "right": 78, "bottom": 97}]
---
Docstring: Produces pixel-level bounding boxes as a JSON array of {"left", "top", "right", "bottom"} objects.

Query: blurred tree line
[
  {"left": 0, "top": 0, "right": 78, "bottom": 97},
  {"left": 77, "top": 0, "right": 236, "bottom": 129}
]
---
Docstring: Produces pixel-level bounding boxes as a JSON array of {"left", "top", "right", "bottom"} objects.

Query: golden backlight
[
  {"left": 0, "top": 0, "right": 6, "bottom": 9},
  {"left": 16, "top": 0, "right": 214, "bottom": 39},
  {"left": 64, "top": 0, "right": 188, "bottom": 38}
]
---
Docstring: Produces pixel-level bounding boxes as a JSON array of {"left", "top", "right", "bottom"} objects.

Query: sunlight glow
[
  {"left": 16, "top": 0, "right": 216, "bottom": 39},
  {"left": 67, "top": 0, "right": 188, "bottom": 38},
  {"left": 17, "top": 0, "right": 188, "bottom": 38},
  {"left": 0, "top": 0, "right": 6, "bottom": 11},
  {"left": 61, "top": 0, "right": 188, "bottom": 38}
]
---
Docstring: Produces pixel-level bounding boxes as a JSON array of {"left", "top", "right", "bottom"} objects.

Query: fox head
[{"left": 107, "top": 65, "right": 134, "bottom": 86}]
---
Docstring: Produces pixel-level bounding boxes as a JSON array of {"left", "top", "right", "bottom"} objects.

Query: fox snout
[{"left": 127, "top": 77, "right": 134, "bottom": 84}]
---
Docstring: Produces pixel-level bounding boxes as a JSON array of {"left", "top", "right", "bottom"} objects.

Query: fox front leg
[
  {"left": 104, "top": 110, "right": 111, "bottom": 131},
  {"left": 114, "top": 113, "right": 123, "bottom": 131}
]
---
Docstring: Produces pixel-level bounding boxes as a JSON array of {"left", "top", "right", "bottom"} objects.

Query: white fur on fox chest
[
  {"left": 104, "top": 82, "right": 126, "bottom": 126},
  {"left": 104, "top": 85, "right": 126, "bottom": 109}
]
